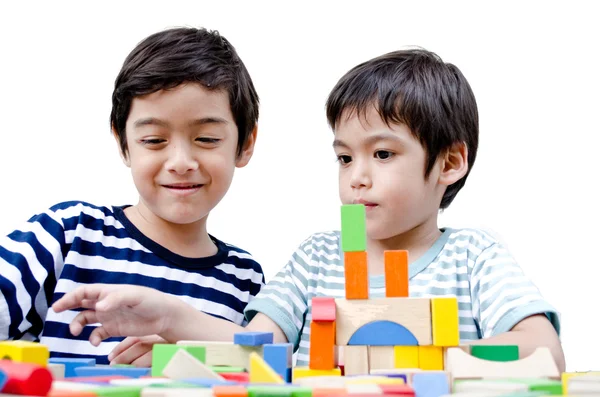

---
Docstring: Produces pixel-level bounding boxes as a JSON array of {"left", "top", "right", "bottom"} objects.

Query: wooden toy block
[
  {"left": 74, "top": 366, "right": 151, "bottom": 378},
  {"left": 341, "top": 204, "right": 366, "bottom": 252},
  {"left": 378, "top": 384, "right": 415, "bottom": 395},
  {"left": 335, "top": 297, "right": 432, "bottom": 346},
  {"left": 470, "top": 345, "right": 519, "bottom": 362},
  {"left": 177, "top": 340, "right": 262, "bottom": 368},
  {"left": 48, "top": 358, "right": 96, "bottom": 378},
  {"left": 343, "top": 345, "right": 369, "bottom": 376},
  {"left": 369, "top": 346, "right": 396, "bottom": 370},
  {"left": 418, "top": 345, "right": 443, "bottom": 370},
  {"left": 220, "top": 371, "right": 250, "bottom": 382},
  {"left": 292, "top": 367, "right": 342, "bottom": 381},
  {"left": 0, "top": 340, "right": 49, "bottom": 367},
  {"left": 179, "top": 377, "right": 233, "bottom": 387},
  {"left": 349, "top": 320, "right": 417, "bottom": 346},
  {"left": 48, "top": 362, "right": 65, "bottom": 379},
  {"left": 211, "top": 365, "right": 246, "bottom": 373},
  {"left": 249, "top": 352, "right": 284, "bottom": 384},
  {"left": 234, "top": 331, "right": 274, "bottom": 346},
  {"left": 309, "top": 321, "right": 335, "bottom": 370},
  {"left": 110, "top": 377, "right": 174, "bottom": 386},
  {"left": 263, "top": 343, "right": 293, "bottom": 382},
  {"left": 393, "top": 346, "right": 419, "bottom": 369},
  {"left": 345, "top": 376, "right": 406, "bottom": 385},
  {"left": 568, "top": 374, "right": 600, "bottom": 394},
  {"left": 161, "top": 349, "right": 224, "bottom": 381},
  {"left": 346, "top": 383, "right": 382, "bottom": 394},
  {"left": 0, "top": 359, "right": 52, "bottom": 396},
  {"left": 48, "top": 390, "right": 98, "bottom": 397},
  {"left": 344, "top": 251, "right": 369, "bottom": 299},
  {"left": 312, "top": 387, "right": 347, "bottom": 396},
  {"left": 213, "top": 385, "right": 249, "bottom": 397},
  {"left": 411, "top": 372, "right": 450, "bottom": 396},
  {"left": 562, "top": 371, "right": 600, "bottom": 394},
  {"left": 246, "top": 385, "right": 306, "bottom": 397},
  {"left": 445, "top": 346, "right": 560, "bottom": 379},
  {"left": 151, "top": 344, "right": 206, "bottom": 377},
  {"left": 140, "top": 387, "right": 214, "bottom": 397},
  {"left": 431, "top": 296, "right": 459, "bottom": 346},
  {"left": 384, "top": 250, "right": 409, "bottom": 298},
  {"left": 453, "top": 379, "right": 529, "bottom": 393},
  {"left": 312, "top": 297, "right": 336, "bottom": 322}
]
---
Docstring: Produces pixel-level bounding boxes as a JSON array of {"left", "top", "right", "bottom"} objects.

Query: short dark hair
[
  {"left": 110, "top": 27, "right": 259, "bottom": 158},
  {"left": 326, "top": 49, "right": 478, "bottom": 209}
]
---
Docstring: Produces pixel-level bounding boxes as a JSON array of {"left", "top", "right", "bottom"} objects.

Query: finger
[
  {"left": 89, "top": 326, "right": 111, "bottom": 347},
  {"left": 108, "top": 336, "right": 141, "bottom": 362},
  {"left": 70, "top": 310, "right": 99, "bottom": 337},
  {"left": 96, "top": 288, "right": 142, "bottom": 312},
  {"left": 131, "top": 351, "right": 153, "bottom": 368},
  {"left": 52, "top": 284, "right": 107, "bottom": 312},
  {"left": 80, "top": 299, "right": 98, "bottom": 309},
  {"left": 111, "top": 341, "right": 150, "bottom": 365}
]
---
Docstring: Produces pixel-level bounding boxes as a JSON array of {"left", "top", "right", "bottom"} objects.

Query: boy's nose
[
  {"left": 166, "top": 145, "right": 199, "bottom": 174},
  {"left": 350, "top": 162, "right": 372, "bottom": 189}
]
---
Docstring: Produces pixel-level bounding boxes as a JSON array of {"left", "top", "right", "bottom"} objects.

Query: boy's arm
[
  {"left": 469, "top": 240, "right": 564, "bottom": 372},
  {"left": 466, "top": 314, "right": 565, "bottom": 372},
  {"left": 0, "top": 210, "right": 63, "bottom": 340}
]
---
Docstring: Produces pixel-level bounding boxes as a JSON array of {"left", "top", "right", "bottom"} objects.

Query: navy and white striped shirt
[{"left": 0, "top": 201, "right": 264, "bottom": 363}]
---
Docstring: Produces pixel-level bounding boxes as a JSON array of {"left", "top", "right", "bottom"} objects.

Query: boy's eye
[
  {"left": 337, "top": 155, "right": 352, "bottom": 165},
  {"left": 196, "top": 137, "right": 221, "bottom": 144},
  {"left": 375, "top": 150, "right": 394, "bottom": 160},
  {"left": 140, "top": 138, "right": 165, "bottom": 145}
]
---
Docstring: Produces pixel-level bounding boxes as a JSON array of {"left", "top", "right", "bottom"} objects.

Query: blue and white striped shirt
[{"left": 0, "top": 201, "right": 264, "bottom": 363}]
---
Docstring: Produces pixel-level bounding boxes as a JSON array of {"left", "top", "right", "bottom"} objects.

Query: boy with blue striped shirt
[
  {"left": 0, "top": 27, "right": 265, "bottom": 364},
  {"left": 54, "top": 48, "right": 565, "bottom": 371}
]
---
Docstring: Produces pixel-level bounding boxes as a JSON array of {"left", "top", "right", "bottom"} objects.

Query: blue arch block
[{"left": 347, "top": 320, "right": 418, "bottom": 346}]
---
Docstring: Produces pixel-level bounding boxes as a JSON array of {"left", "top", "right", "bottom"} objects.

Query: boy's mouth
[
  {"left": 352, "top": 199, "right": 378, "bottom": 209},
  {"left": 162, "top": 183, "right": 204, "bottom": 189}
]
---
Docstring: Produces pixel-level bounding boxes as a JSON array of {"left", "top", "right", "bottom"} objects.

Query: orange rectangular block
[
  {"left": 309, "top": 321, "right": 336, "bottom": 370},
  {"left": 384, "top": 250, "right": 408, "bottom": 297},
  {"left": 344, "top": 251, "right": 369, "bottom": 299},
  {"left": 213, "top": 385, "right": 249, "bottom": 397}
]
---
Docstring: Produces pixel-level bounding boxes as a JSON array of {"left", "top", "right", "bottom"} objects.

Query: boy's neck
[
  {"left": 124, "top": 204, "right": 217, "bottom": 258},
  {"left": 366, "top": 217, "right": 442, "bottom": 276}
]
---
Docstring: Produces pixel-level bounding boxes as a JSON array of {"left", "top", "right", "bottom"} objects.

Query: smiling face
[
  {"left": 334, "top": 107, "right": 447, "bottom": 241},
  {"left": 120, "top": 83, "right": 255, "bottom": 227}
]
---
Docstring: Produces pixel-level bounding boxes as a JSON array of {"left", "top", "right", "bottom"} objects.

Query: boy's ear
[
  {"left": 438, "top": 142, "right": 469, "bottom": 186},
  {"left": 112, "top": 126, "right": 131, "bottom": 167},
  {"left": 235, "top": 125, "right": 258, "bottom": 168}
]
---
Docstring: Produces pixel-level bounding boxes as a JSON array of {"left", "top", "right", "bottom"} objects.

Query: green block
[
  {"left": 529, "top": 382, "right": 562, "bottom": 395},
  {"left": 151, "top": 344, "right": 206, "bottom": 377},
  {"left": 291, "top": 387, "right": 312, "bottom": 397},
  {"left": 248, "top": 386, "right": 302, "bottom": 397},
  {"left": 470, "top": 345, "right": 519, "bottom": 362},
  {"left": 341, "top": 204, "right": 366, "bottom": 252},
  {"left": 93, "top": 386, "right": 143, "bottom": 397},
  {"left": 210, "top": 365, "right": 246, "bottom": 373}
]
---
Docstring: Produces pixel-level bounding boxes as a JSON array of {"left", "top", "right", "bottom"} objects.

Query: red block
[
  {"left": 219, "top": 372, "right": 249, "bottom": 382},
  {"left": 0, "top": 359, "right": 52, "bottom": 396},
  {"left": 312, "top": 297, "right": 336, "bottom": 322}
]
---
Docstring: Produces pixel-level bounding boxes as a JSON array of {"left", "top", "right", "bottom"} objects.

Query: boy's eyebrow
[
  {"left": 133, "top": 117, "right": 229, "bottom": 128},
  {"left": 333, "top": 133, "right": 404, "bottom": 149}
]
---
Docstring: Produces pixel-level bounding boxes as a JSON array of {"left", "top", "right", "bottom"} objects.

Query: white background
[{"left": 0, "top": 1, "right": 598, "bottom": 371}]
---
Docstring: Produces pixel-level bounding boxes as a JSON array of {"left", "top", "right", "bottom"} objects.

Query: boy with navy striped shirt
[
  {"left": 54, "top": 48, "right": 565, "bottom": 371},
  {"left": 0, "top": 27, "right": 264, "bottom": 364}
]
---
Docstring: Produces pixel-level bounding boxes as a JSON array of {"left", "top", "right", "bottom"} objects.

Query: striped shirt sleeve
[
  {"left": 0, "top": 209, "right": 65, "bottom": 341},
  {"left": 244, "top": 239, "right": 311, "bottom": 350},
  {"left": 470, "top": 242, "right": 560, "bottom": 338}
]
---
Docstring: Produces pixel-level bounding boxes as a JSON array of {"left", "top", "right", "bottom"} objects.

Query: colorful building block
[
  {"left": 292, "top": 367, "right": 342, "bottom": 381},
  {"left": 73, "top": 366, "right": 151, "bottom": 378},
  {"left": 348, "top": 321, "right": 418, "bottom": 346},
  {"left": 343, "top": 345, "right": 369, "bottom": 376},
  {"left": 249, "top": 352, "right": 283, "bottom": 384},
  {"left": 368, "top": 346, "right": 395, "bottom": 370},
  {"left": 234, "top": 332, "right": 274, "bottom": 346},
  {"left": 151, "top": 344, "right": 206, "bottom": 377},
  {"left": 344, "top": 251, "right": 369, "bottom": 299},
  {"left": 411, "top": 372, "right": 450, "bottom": 396},
  {"left": 312, "top": 297, "right": 336, "bottom": 322},
  {"left": 0, "top": 340, "right": 49, "bottom": 367},
  {"left": 49, "top": 358, "right": 96, "bottom": 378},
  {"left": 393, "top": 346, "right": 419, "bottom": 368},
  {"left": 418, "top": 345, "right": 443, "bottom": 370},
  {"left": 431, "top": 296, "right": 459, "bottom": 346},
  {"left": 0, "top": 360, "right": 52, "bottom": 396},
  {"left": 470, "top": 345, "right": 519, "bottom": 362},
  {"left": 162, "top": 349, "right": 224, "bottom": 380},
  {"left": 341, "top": 204, "right": 366, "bottom": 252},
  {"left": 384, "top": 250, "right": 409, "bottom": 298},
  {"left": 263, "top": 343, "right": 293, "bottom": 382},
  {"left": 213, "top": 385, "right": 249, "bottom": 397},
  {"left": 309, "top": 321, "right": 335, "bottom": 370}
]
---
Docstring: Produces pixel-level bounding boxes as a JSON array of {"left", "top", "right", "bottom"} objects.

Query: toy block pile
[{"left": 0, "top": 204, "right": 594, "bottom": 396}]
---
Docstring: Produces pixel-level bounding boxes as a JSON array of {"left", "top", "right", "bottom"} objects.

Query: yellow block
[
  {"left": 345, "top": 376, "right": 405, "bottom": 385},
  {"left": 0, "top": 340, "right": 49, "bottom": 367},
  {"left": 418, "top": 346, "right": 443, "bottom": 370},
  {"left": 249, "top": 352, "right": 283, "bottom": 384},
  {"left": 393, "top": 346, "right": 419, "bottom": 368},
  {"left": 293, "top": 367, "right": 342, "bottom": 380},
  {"left": 431, "top": 297, "right": 459, "bottom": 346},
  {"left": 562, "top": 371, "right": 600, "bottom": 394}
]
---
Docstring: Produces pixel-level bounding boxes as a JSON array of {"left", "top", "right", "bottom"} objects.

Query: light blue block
[
  {"left": 347, "top": 320, "right": 418, "bottom": 346},
  {"left": 48, "top": 357, "right": 96, "bottom": 378},
  {"left": 263, "top": 343, "right": 293, "bottom": 382},
  {"left": 233, "top": 331, "right": 274, "bottom": 346},
  {"left": 73, "top": 366, "right": 151, "bottom": 378},
  {"left": 412, "top": 372, "right": 449, "bottom": 397}
]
